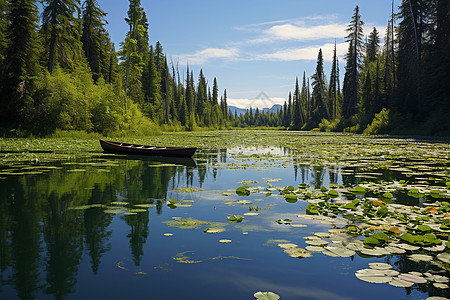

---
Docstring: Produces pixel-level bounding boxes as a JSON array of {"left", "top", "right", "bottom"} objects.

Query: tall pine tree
[
  {"left": 2, "top": 0, "right": 40, "bottom": 125},
  {"left": 395, "top": 0, "right": 432, "bottom": 117},
  {"left": 0, "top": 0, "right": 9, "bottom": 93},
  {"left": 311, "top": 49, "right": 329, "bottom": 126},
  {"left": 343, "top": 5, "right": 364, "bottom": 118},
  {"left": 329, "top": 42, "right": 339, "bottom": 119},
  {"left": 41, "top": 0, "right": 82, "bottom": 74},
  {"left": 81, "top": 0, "right": 108, "bottom": 82}
]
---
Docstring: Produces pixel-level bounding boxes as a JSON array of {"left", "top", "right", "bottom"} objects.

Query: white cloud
[
  {"left": 228, "top": 97, "right": 286, "bottom": 109},
  {"left": 254, "top": 42, "right": 348, "bottom": 62},
  {"left": 176, "top": 48, "right": 239, "bottom": 65},
  {"left": 266, "top": 24, "right": 347, "bottom": 41},
  {"left": 243, "top": 21, "right": 348, "bottom": 44}
]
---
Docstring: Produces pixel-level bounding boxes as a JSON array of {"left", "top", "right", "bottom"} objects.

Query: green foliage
[
  {"left": 363, "top": 108, "right": 390, "bottom": 135},
  {"left": 318, "top": 118, "right": 341, "bottom": 132}
]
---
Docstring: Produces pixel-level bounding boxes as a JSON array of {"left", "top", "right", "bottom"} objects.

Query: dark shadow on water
[{"left": 97, "top": 153, "right": 197, "bottom": 168}]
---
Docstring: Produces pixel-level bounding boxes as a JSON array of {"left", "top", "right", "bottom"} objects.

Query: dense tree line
[
  {"left": 236, "top": 0, "right": 450, "bottom": 136},
  {"left": 0, "top": 0, "right": 228, "bottom": 136}
]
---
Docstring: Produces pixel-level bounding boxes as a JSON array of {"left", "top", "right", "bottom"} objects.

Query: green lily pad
[
  {"left": 285, "top": 194, "right": 298, "bottom": 203},
  {"left": 128, "top": 209, "right": 147, "bottom": 213},
  {"left": 350, "top": 186, "right": 366, "bottom": 194},
  {"left": 236, "top": 186, "right": 251, "bottom": 196},
  {"left": 382, "top": 192, "right": 394, "bottom": 199},
  {"left": 228, "top": 215, "right": 244, "bottom": 223},
  {"left": 364, "top": 237, "right": 380, "bottom": 246},
  {"left": 163, "top": 217, "right": 216, "bottom": 229},
  {"left": 204, "top": 227, "right": 226, "bottom": 234},
  {"left": 254, "top": 291, "right": 280, "bottom": 300},
  {"left": 417, "top": 224, "right": 431, "bottom": 232},
  {"left": 328, "top": 190, "right": 339, "bottom": 197}
]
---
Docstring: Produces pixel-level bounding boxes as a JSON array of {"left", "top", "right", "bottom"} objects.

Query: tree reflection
[{"left": 0, "top": 157, "right": 197, "bottom": 299}]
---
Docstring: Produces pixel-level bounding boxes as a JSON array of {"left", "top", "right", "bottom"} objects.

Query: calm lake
[{"left": 0, "top": 131, "right": 449, "bottom": 299}]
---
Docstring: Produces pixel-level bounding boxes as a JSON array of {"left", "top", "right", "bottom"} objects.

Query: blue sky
[{"left": 101, "top": 0, "right": 398, "bottom": 108}]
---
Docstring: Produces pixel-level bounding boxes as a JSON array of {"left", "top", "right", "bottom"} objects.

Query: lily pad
[
  {"left": 305, "top": 239, "right": 329, "bottom": 246},
  {"left": 322, "top": 246, "right": 356, "bottom": 257},
  {"left": 228, "top": 215, "right": 244, "bottom": 223},
  {"left": 283, "top": 247, "right": 312, "bottom": 258},
  {"left": 355, "top": 268, "right": 396, "bottom": 283},
  {"left": 204, "top": 227, "right": 226, "bottom": 234},
  {"left": 398, "top": 273, "right": 427, "bottom": 284},
  {"left": 236, "top": 186, "right": 251, "bottom": 196},
  {"left": 437, "top": 252, "right": 450, "bottom": 264},
  {"left": 408, "top": 254, "right": 433, "bottom": 262},
  {"left": 277, "top": 243, "right": 298, "bottom": 249},
  {"left": 305, "top": 246, "right": 325, "bottom": 252},
  {"left": 433, "top": 283, "right": 449, "bottom": 289},
  {"left": 389, "top": 277, "right": 414, "bottom": 288},
  {"left": 254, "top": 291, "right": 280, "bottom": 300},
  {"left": 368, "top": 263, "right": 392, "bottom": 270}
]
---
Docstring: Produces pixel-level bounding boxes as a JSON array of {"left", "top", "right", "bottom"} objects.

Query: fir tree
[
  {"left": 81, "top": 0, "right": 108, "bottom": 82},
  {"left": 427, "top": 0, "right": 450, "bottom": 111},
  {"left": 146, "top": 46, "right": 162, "bottom": 122},
  {"left": 293, "top": 77, "right": 301, "bottom": 129},
  {"left": 121, "top": 0, "right": 146, "bottom": 109},
  {"left": 366, "top": 27, "right": 380, "bottom": 64},
  {"left": 41, "top": 0, "right": 82, "bottom": 74},
  {"left": 0, "top": 0, "right": 9, "bottom": 93},
  {"left": 287, "top": 92, "right": 292, "bottom": 127},
  {"left": 311, "top": 48, "right": 329, "bottom": 125},
  {"left": 329, "top": 42, "right": 339, "bottom": 119},
  {"left": 221, "top": 89, "right": 228, "bottom": 120},
  {"left": 196, "top": 69, "right": 207, "bottom": 122},
  {"left": 383, "top": 6, "right": 396, "bottom": 105},
  {"left": 395, "top": 0, "right": 433, "bottom": 117},
  {"left": 343, "top": 5, "right": 364, "bottom": 118},
  {"left": 2, "top": 0, "right": 40, "bottom": 125},
  {"left": 212, "top": 77, "right": 218, "bottom": 106}
]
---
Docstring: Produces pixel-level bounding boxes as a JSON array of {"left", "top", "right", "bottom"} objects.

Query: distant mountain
[{"left": 228, "top": 104, "right": 282, "bottom": 116}]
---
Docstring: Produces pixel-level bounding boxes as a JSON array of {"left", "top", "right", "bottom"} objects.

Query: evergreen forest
[
  {"left": 231, "top": 1, "right": 450, "bottom": 136},
  {"left": 0, "top": 0, "right": 449, "bottom": 136},
  {"left": 0, "top": 0, "right": 229, "bottom": 136}
]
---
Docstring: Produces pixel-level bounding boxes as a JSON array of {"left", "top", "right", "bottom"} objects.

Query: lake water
[{"left": 0, "top": 144, "right": 449, "bottom": 299}]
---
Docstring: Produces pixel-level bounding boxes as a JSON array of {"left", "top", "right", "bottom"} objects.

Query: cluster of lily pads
[
  {"left": 69, "top": 201, "right": 156, "bottom": 215},
  {"left": 356, "top": 262, "right": 449, "bottom": 289}
]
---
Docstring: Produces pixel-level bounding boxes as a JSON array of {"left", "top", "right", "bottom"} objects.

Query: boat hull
[{"left": 99, "top": 139, "right": 197, "bottom": 158}]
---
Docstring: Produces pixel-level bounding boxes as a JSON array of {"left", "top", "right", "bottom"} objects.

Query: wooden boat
[{"left": 99, "top": 139, "right": 197, "bottom": 158}]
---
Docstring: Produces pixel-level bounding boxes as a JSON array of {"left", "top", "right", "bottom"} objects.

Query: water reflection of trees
[{"left": 0, "top": 157, "right": 198, "bottom": 299}]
